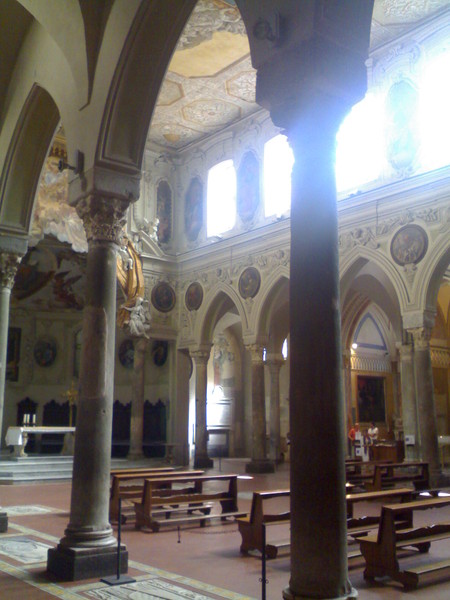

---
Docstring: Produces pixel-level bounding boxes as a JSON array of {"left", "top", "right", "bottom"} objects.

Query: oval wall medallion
[
  {"left": 185, "top": 282, "right": 203, "bottom": 311},
  {"left": 34, "top": 337, "right": 57, "bottom": 367},
  {"left": 238, "top": 267, "right": 261, "bottom": 299},
  {"left": 118, "top": 339, "right": 134, "bottom": 369},
  {"left": 151, "top": 282, "right": 176, "bottom": 313},
  {"left": 390, "top": 224, "right": 428, "bottom": 266}
]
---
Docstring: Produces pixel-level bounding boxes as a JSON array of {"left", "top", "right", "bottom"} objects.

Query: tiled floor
[{"left": 0, "top": 458, "right": 449, "bottom": 600}]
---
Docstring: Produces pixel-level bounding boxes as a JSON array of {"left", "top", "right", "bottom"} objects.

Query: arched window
[
  {"left": 264, "top": 134, "right": 294, "bottom": 218},
  {"left": 207, "top": 160, "right": 236, "bottom": 237}
]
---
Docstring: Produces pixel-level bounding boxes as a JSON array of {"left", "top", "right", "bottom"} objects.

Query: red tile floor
[{"left": 1, "top": 458, "right": 450, "bottom": 600}]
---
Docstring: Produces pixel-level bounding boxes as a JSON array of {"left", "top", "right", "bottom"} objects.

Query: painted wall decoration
[
  {"left": 238, "top": 266, "right": 261, "bottom": 299},
  {"left": 157, "top": 180, "right": 172, "bottom": 244},
  {"left": 118, "top": 339, "right": 134, "bottom": 369},
  {"left": 357, "top": 375, "right": 386, "bottom": 423},
  {"left": 185, "top": 282, "right": 203, "bottom": 311},
  {"left": 237, "top": 151, "right": 260, "bottom": 223},
  {"left": 184, "top": 177, "right": 203, "bottom": 242},
  {"left": 6, "top": 327, "right": 21, "bottom": 382},
  {"left": 151, "top": 282, "right": 176, "bottom": 313},
  {"left": 386, "top": 79, "right": 419, "bottom": 174},
  {"left": 34, "top": 337, "right": 57, "bottom": 368},
  {"left": 390, "top": 224, "right": 428, "bottom": 265},
  {"left": 152, "top": 340, "right": 169, "bottom": 367}
]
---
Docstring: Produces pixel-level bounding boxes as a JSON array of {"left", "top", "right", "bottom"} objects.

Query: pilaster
[
  {"left": 245, "top": 344, "right": 274, "bottom": 474},
  {"left": 128, "top": 337, "right": 149, "bottom": 459},
  {"left": 398, "top": 342, "right": 418, "bottom": 460},
  {"left": 191, "top": 347, "right": 214, "bottom": 469},
  {"left": 266, "top": 355, "right": 285, "bottom": 462}
]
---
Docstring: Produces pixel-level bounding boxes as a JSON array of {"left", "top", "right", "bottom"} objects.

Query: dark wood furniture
[
  {"left": 357, "top": 496, "right": 450, "bottom": 589},
  {"left": 133, "top": 473, "right": 246, "bottom": 531},
  {"left": 365, "top": 461, "right": 429, "bottom": 492}
]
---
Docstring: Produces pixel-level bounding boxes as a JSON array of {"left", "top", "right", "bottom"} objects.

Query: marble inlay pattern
[
  {"left": 0, "top": 536, "right": 53, "bottom": 563},
  {"left": 3, "top": 505, "right": 56, "bottom": 516}
]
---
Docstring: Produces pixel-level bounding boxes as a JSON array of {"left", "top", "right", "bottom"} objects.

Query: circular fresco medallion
[
  {"left": 118, "top": 339, "right": 134, "bottom": 369},
  {"left": 151, "top": 282, "right": 176, "bottom": 313},
  {"left": 390, "top": 224, "right": 428, "bottom": 266},
  {"left": 152, "top": 340, "right": 168, "bottom": 367},
  {"left": 238, "top": 267, "right": 261, "bottom": 299},
  {"left": 34, "top": 337, "right": 57, "bottom": 367},
  {"left": 185, "top": 282, "right": 203, "bottom": 311}
]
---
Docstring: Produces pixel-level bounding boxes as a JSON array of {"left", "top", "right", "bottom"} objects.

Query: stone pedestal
[
  {"left": 47, "top": 545, "right": 128, "bottom": 581},
  {"left": 192, "top": 348, "right": 214, "bottom": 469},
  {"left": 0, "top": 512, "right": 8, "bottom": 533}
]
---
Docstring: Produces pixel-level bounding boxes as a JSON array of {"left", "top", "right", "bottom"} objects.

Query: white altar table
[{"left": 5, "top": 426, "right": 76, "bottom": 457}]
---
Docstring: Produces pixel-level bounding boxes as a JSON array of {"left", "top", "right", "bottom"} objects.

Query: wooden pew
[
  {"left": 357, "top": 496, "right": 450, "bottom": 589},
  {"left": 346, "top": 460, "right": 393, "bottom": 485},
  {"left": 134, "top": 473, "right": 247, "bottom": 532},
  {"left": 364, "top": 461, "right": 429, "bottom": 492},
  {"left": 237, "top": 490, "right": 290, "bottom": 558},
  {"left": 237, "top": 487, "right": 414, "bottom": 559},
  {"left": 109, "top": 469, "right": 202, "bottom": 523}
]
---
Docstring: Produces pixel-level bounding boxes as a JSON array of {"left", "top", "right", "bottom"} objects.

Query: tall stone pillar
[
  {"left": 399, "top": 342, "right": 418, "bottom": 459},
  {"left": 0, "top": 244, "right": 25, "bottom": 447},
  {"left": 191, "top": 348, "right": 213, "bottom": 469},
  {"left": 173, "top": 349, "right": 191, "bottom": 466},
  {"left": 266, "top": 355, "right": 284, "bottom": 462},
  {"left": 410, "top": 327, "right": 441, "bottom": 483},
  {"left": 245, "top": 344, "right": 274, "bottom": 474},
  {"left": 47, "top": 192, "right": 131, "bottom": 580},
  {"left": 128, "top": 337, "right": 148, "bottom": 459},
  {"left": 342, "top": 351, "right": 353, "bottom": 457}
]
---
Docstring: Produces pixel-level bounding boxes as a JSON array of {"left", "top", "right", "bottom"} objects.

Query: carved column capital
[
  {"left": 409, "top": 327, "right": 432, "bottom": 349},
  {"left": 0, "top": 251, "right": 23, "bottom": 289},
  {"left": 398, "top": 342, "right": 414, "bottom": 360},
  {"left": 74, "top": 195, "right": 130, "bottom": 244},
  {"left": 190, "top": 348, "right": 211, "bottom": 367},
  {"left": 246, "top": 344, "right": 265, "bottom": 365},
  {"left": 265, "top": 355, "right": 285, "bottom": 372}
]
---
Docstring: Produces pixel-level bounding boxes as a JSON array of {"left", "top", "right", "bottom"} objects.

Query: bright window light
[
  {"left": 264, "top": 134, "right": 294, "bottom": 218},
  {"left": 336, "top": 93, "right": 385, "bottom": 193},
  {"left": 282, "top": 339, "right": 288, "bottom": 359},
  {"left": 207, "top": 160, "right": 236, "bottom": 237},
  {"left": 418, "top": 48, "right": 450, "bottom": 172}
]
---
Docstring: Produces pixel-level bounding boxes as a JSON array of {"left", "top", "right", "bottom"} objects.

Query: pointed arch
[
  {"left": 194, "top": 283, "right": 248, "bottom": 346},
  {"left": 0, "top": 84, "right": 59, "bottom": 235}
]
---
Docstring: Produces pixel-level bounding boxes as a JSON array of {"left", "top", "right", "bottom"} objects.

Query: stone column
[
  {"left": 399, "top": 342, "right": 418, "bottom": 459},
  {"left": 47, "top": 193, "right": 131, "bottom": 581},
  {"left": 173, "top": 349, "right": 191, "bottom": 466},
  {"left": 0, "top": 249, "right": 24, "bottom": 447},
  {"left": 191, "top": 348, "right": 213, "bottom": 469},
  {"left": 128, "top": 337, "right": 148, "bottom": 459},
  {"left": 410, "top": 327, "right": 441, "bottom": 483},
  {"left": 342, "top": 351, "right": 353, "bottom": 457},
  {"left": 246, "top": 344, "right": 274, "bottom": 474},
  {"left": 266, "top": 355, "right": 284, "bottom": 462}
]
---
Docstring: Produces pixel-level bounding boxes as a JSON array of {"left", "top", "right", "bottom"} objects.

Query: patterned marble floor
[{"left": 0, "top": 507, "right": 253, "bottom": 600}]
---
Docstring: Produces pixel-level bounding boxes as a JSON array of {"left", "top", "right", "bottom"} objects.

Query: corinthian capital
[
  {"left": 190, "top": 348, "right": 211, "bottom": 366},
  {"left": 0, "top": 251, "right": 23, "bottom": 289},
  {"left": 246, "top": 344, "right": 265, "bottom": 365},
  {"left": 75, "top": 195, "right": 130, "bottom": 244},
  {"left": 409, "top": 327, "right": 432, "bottom": 349}
]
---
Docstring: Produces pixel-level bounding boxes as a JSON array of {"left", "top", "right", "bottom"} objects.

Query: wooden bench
[
  {"left": 364, "top": 461, "right": 429, "bottom": 492},
  {"left": 134, "top": 473, "right": 247, "bottom": 532},
  {"left": 109, "top": 468, "right": 202, "bottom": 523},
  {"left": 237, "top": 490, "right": 290, "bottom": 558},
  {"left": 357, "top": 496, "right": 450, "bottom": 589},
  {"left": 346, "top": 460, "right": 393, "bottom": 485}
]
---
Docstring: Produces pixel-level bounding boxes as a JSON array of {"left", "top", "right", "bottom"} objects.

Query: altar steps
[{"left": 0, "top": 456, "right": 130, "bottom": 484}]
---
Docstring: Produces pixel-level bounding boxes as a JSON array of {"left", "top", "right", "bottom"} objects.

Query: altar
[{"left": 5, "top": 426, "right": 76, "bottom": 457}]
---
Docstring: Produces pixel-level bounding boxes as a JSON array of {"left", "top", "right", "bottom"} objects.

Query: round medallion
[
  {"left": 152, "top": 340, "right": 168, "bottom": 367},
  {"left": 118, "top": 339, "right": 134, "bottom": 369},
  {"left": 238, "top": 267, "right": 261, "bottom": 299},
  {"left": 390, "top": 225, "right": 428, "bottom": 266},
  {"left": 185, "top": 282, "right": 203, "bottom": 311},
  {"left": 151, "top": 282, "right": 176, "bottom": 313},
  {"left": 34, "top": 337, "right": 57, "bottom": 367}
]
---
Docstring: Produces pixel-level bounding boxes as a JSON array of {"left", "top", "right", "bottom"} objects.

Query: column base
[
  {"left": 127, "top": 451, "right": 145, "bottom": 461},
  {"left": 194, "top": 455, "right": 214, "bottom": 469},
  {"left": 0, "top": 512, "right": 8, "bottom": 533},
  {"left": 283, "top": 585, "right": 358, "bottom": 600},
  {"left": 245, "top": 459, "right": 275, "bottom": 474},
  {"left": 47, "top": 544, "right": 128, "bottom": 581}
]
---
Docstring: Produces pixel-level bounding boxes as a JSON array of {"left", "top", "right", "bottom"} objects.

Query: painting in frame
[{"left": 357, "top": 375, "right": 386, "bottom": 423}]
